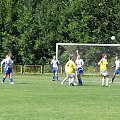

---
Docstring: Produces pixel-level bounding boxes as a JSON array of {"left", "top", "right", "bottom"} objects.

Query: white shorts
[
  {"left": 100, "top": 70, "right": 109, "bottom": 76},
  {"left": 67, "top": 73, "right": 75, "bottom": 78}
]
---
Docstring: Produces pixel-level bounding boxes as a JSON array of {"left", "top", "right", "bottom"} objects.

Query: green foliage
[{"left": 0, "top": 0, "right": 120, "bottom": 64}]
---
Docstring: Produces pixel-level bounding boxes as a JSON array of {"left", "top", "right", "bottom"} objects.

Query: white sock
[
  {"left": 106, "top": 78, "right": 109, "bottom": 86},
  {"left": 62, "top": 77, "right": 68, "bottom": 83},
  {"left": 69, "top": 78, "right": 72, "bottom": 85},
  {"left": 102, "top": 78, "right": 105, "bottom": 86},
  {"left": 71, "top": 77, "right": 75, "bottom": 84}
]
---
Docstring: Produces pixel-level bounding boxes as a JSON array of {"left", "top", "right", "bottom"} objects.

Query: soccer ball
[{"left": 111, "top": 36, "right": 116, "bottom": 40}]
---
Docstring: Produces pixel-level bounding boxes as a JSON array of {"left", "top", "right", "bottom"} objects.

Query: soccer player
[
  {"left": 110, "top": 55, "right": 120, "bottom": 83},
  {"left": 98, "top": 53, "right": 109, "bottom": 87},
  {"left": 51, "top": 55, "right": 59, "bottom": 81},
  {"left": 65, "top": 55, "right": 76, "bottom": 86},
  {"left": 61, "top": 57, "right": 70, "bottom": 84},
  {"left": 1, "top": 52, "right": 14, "bottom": 84},
  {"left": 75, "top": 54, "right": 84, "bottom": 86}
]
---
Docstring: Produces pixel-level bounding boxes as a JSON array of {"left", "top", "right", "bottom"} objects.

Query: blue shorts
[
  {"left": 4, "top": 67, "right": 12, "bottom": 74},
  {"left": 52, "top": 67, "right": 58, "bottom": 73},
  {"left": 114, "top": 69, "right": 120, "bottom": 74},
  {"left": 77, "top": 67, "right": 84, "bottom": 74}
]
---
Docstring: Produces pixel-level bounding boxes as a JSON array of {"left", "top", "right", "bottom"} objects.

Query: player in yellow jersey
[
  {"left": 98, "top": 53, "right": 109, "bottom": 87},
  {"left": 66, "top": 55, "right": 76, "bottom": 86}
]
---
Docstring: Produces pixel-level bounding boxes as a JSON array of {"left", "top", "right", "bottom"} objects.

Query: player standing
[
  {"left": 1, "top": 52, "right": 14, "bottom": 84},
  {"left": 75, "top": 54, "right": 84, "bottom": 86},
  {"left": 110, "top": 55, "right": 120, "bottom": 83},
  {"left": 51, "top": 55, "right": 59, "bottom": 81},
  {"left": 98, "top": 53, "right": 109, "bottom": 87}
]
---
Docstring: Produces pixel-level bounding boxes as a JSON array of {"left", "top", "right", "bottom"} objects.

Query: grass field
[{"left": 0, "top": 74, "right": 120, "bottom": 120}]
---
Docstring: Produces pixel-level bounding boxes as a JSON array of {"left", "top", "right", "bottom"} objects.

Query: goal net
[{"left": 56, "top": 43, "right": 120, "bottom": 75}]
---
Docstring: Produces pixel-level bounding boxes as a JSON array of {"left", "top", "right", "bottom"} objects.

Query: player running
[
  {"left": 1, "top": 52, "right": 14, "bottom": 84},
  {"left": 51, "top": 55, "right": 59, "bottom": 81},
  {"left": 110, "top": 55, "right": 120, "bottom": 83},
  {"left": 61, "top": 57, "right": 70, "bottom": 84},
  {"left": 98, "top": 53, "right": 109, "bottom": 87},
  {"left": 75, "top": 54, "right": 84, "bottom": 86}
]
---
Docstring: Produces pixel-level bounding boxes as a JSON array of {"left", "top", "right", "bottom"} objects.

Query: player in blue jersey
[
  {"left": 110, "top": 55, "right": 120, "bottom": 83},
  {"left": 51, "top": 55, "right": 59, "bottom": 81},
  {"left": 75, "top": 54, "right": 84, "bottom": 86},
  {"left": 1, "top": 52, "right": 14, "bottom": 84}
]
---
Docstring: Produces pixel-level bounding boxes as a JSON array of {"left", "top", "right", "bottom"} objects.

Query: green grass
[{"left": 0, "top": 74, "right": 120, "bottom": 120}]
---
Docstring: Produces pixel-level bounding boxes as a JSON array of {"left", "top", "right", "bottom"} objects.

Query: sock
[
  {"left": 69, "top": 78, "right": 71, "bottom": 85},
  {"left": 102, "top": 78, "right": 105, "bottom": 86},
  {"left": 62, "top": 77, "right": 68, "bottom": 83},
  {"left": 2, "top": 77, "right": 6, "bottom": 83},
  {"left": 69, "top": 78, "right": 73, "bottom": 85},
  {"left": 106, "top": 78, "right": 109, "bottom": 86},
  {"left": 112, "top": 76, "right": 115, "bottom": 82},
  {"left": 69, "top": 77, "right": 74, "bottom": 86},
  {"left": 78, "top": 79, "right": 83, "bottom": 85},
  {"left": 56, "top": 75, "right": 58, "bottom": 80},
  {"left": 71, "top": 77, "right": 75, "bottom": 84},
  {"left": 52, "top": 76, "right": 55, "bottom": 80},
  {"left": 10, "top": 78, "right": 13, "bottom": 83}
]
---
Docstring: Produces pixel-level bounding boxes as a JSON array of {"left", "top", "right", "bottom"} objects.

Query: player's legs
[
  {"left": 102, "top": 76, "right": 109, "bottom": 87},
  {"left": 5, "top": 67, "right": 14, "bottom": 84},
  {"left": 69, "top": 77, "right": 74, "bottom": 86},
  {"left": 111, "top": 69, "right": 120, "bottom": 83},
  {"left": 105, "top": 75, "right": 109, "bottom": 87},
  {"left": 61, "top": 77, "right": 68, "bottom": 84},
  {"left": 111, "top": 73, "right": 116, "bottom": 83},
  {"left": 52, "top": 73, "right": 55, "bottom": 81},
  {"left": 55, "top": 72, "right": 58, "bottom": 81},
  {"left": 69, "top": 74, "right": 75, "bottom": 86},
  {"left": 52, "top": 68, "right": 55, "bottom": 81},
  {"left": 1, "top": 67, "right": 10, "bottom": 83},
  {"left": 77, "top": 74, "right": 83, "bottom": 86},
  {"left": 77, "top": 68, "right": 83, "bottom": 86},
  {"left": 1, "top": 74, "right": 8, "bottom": 83},
  {"left": 102, "top": 76, "right": 105, "bottom": 87},
  {"left": 101, "top": 70, "right": 109, "bottom": 87},
  {"left": 9, "top": 72, "right": 14, "bottom": 84}
]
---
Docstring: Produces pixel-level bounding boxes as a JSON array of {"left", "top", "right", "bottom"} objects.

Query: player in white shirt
[
  {"left": 75, "top": 54, "right": 84, "bottom": 86},
  {"left": 51, "top": 55, "right": 59, "bottom": 81},
  {"left": 110, "top": 55, "right": 120, "bottom": 83},
  {"left": 1, "top": 52, "right": 14, "bottom": 84}
]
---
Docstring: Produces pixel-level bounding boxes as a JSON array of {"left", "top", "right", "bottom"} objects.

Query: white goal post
[
  {"left": 56, "top": 43, "right": 120, "bottom": 75},
  {"left": 56, "top": 43, "right": 120, "bottom": 60}
]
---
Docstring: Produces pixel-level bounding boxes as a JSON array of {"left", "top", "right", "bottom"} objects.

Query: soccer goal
[{"left": 56, "top": 43, "right": 120, "bottom": 75}]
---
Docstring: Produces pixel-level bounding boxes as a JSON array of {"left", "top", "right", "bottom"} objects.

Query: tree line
[{"left": 0, "top": 0, "right": 120, "bottom": 65}]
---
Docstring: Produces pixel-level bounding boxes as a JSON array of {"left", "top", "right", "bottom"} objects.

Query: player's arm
[
  {"left": 111, "top": 61, "right": 116, "bottom": 68},
  {"left": 51, "top": 60, "right": 53, "bottom": 65},
  {"left": 8, "top": 59, "right": 13, "bottom": 67},
  {"left": 1, "top": 59, "right": 5, "bottom": 66},
  {"left": 57, "top": 60, "right": 60, "bottom": 66},
  {"left": 98, "top": 60, "right": 101, "bottom": 66},
  {"left": 81, "top": 59, "right": 84, "bottom": 67}
]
